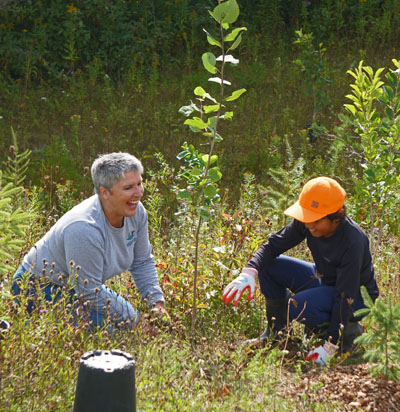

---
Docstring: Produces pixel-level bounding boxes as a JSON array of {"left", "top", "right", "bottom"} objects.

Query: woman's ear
[{"left": 99, "top": 186, "right": 109, "bottom": 199}]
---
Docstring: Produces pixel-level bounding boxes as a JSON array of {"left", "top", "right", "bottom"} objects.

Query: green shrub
[
  {"left": 341, "top": 59, "right": 400, "bottom": 249},
  {"left": 0, "top": 170, "right": 30, "bottom": 274},
  {"left": 355, "top": 286, "right": 400, "bottom": 381}
]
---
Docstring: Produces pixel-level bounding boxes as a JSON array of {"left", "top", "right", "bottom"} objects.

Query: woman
[
  {"left": 12, "top": 152, "right": 169, "bottom": 327},
  {"left": 222, "top": 176, "right": 379, "bottom": 365}
]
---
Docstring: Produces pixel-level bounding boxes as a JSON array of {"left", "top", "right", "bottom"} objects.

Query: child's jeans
[{"left": 257, "top": 255, "right": 365, "bottom": 329}]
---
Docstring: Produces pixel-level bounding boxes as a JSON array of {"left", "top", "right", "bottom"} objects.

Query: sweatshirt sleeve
[
  {"left": 246, "top": 219, "right": 307, "bottom": 271},
  {"left": 63, "top": 222, "right": 138, "bottom": 323},
  {"left": 326, "top": 236, "right": 365, "bottom": 343},
  {"left": 129, "top": 208, "right": 164, "bottom": 307}
]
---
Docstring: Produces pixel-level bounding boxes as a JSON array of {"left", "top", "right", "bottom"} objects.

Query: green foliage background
[
  {"left": 1, "top": 0, "right": 400, "bottom": 81},
  {"left": 1, "top": 0, "right": 400, "bottom": 200}
]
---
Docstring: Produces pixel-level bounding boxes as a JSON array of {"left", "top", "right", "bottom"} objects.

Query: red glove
[{"left": 222, "top": 272, "right": 256, "bottom": 306}]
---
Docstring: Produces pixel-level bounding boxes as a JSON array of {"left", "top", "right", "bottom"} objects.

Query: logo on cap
[{"left": 311, "top": 200, "right": 319, "bottom": 208}]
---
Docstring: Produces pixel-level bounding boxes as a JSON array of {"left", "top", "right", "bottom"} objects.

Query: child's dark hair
[{"left": 326, "top": 205, "right": 346, "bottom": 221}]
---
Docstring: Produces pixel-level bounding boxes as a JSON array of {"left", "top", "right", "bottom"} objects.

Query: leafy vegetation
[
  {"left": 354, "top": 286, "right": 400, "bottom": 381},
  {"left": 0, "top": 171, "right": 30, "bottom": 274},
  {"left": 343, "top": 59, "right": 400, "bottom": 249},
  {"left": 1, "top": 0, "right": 400, "bottom": 410}
]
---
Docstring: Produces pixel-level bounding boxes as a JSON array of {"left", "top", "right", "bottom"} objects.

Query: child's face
[{"left": 304, "top": 216, "right": 340, "bottom": 238}]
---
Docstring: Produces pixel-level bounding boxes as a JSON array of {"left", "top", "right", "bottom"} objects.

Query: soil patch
[{"left": 282, "top": 363, "right": 400, "bottom": 412}]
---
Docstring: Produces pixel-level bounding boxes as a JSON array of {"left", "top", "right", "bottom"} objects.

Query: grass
[
  {"left": 0, "top": 41, "right": 395, "bottom": 200},
  {"left": 0, "top": 295, "right": 349, "bottom": 411}
]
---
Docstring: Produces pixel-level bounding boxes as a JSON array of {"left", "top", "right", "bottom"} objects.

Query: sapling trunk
[
  {"left": 178, "top": 0, "right": 247, "bottom": 338},
  {"left": 191, "top": 5, "right": 223, "bottom": 335}
]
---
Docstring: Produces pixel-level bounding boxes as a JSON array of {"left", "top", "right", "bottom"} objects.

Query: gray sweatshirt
[{"left": 22, "top": 194, "right": 164, "bottom": 323}]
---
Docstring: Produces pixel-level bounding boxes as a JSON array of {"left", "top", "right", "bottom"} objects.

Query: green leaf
[
  {"left": 199, "top": 178, "right": 208, "bottom": 187},
  {"left": 221, "top": 111, "right": 233, "bottom": 120},
  {"left": 225, "top": 88, "right": 246, "bottom": 101},
  {"left": 385, "top": 72, "right": 397, "bottom": 88},
  {"left": 210, "top": 155, "right": 218, "bottom": 165},
  {"left": 207, "top": 116, "right": 217, "bottom": 129},
  {"left": 385, "top": 107, "right": 394, "bottom": 117},
  {"left": 190, "top": 167, "right": 202, "bottom": 177},
  {"left": 202, "top": 52, "right": 217, "bottom": 74},
  {"left": 346, "top": 94, "right": 359, "bottom": 103},
  {"left": 344, "top": 104, "right": 357, "bottom": 116},
  {"left": 201, "top": 154, "right": 218, "bottom": 165},
  {"left": 228, "top": 33, "right": 242, "bottom": 51},
  {"left": 194, "top": 86, "right": 206, "bottom": 97},
  {"left": 203, "top": 29, "right": 222, "bottom": 48},
  {"left": 177, "top": 189, "right": 191, "bottom": 200},
  {"left": 224, "top": 27, "right": 247, "bottom": 42},
  {"left": 204, "top": 184, "right": 217, "bottom": 198},
  {"left": 209, "top": 167, "right": 222, "bottom": 182},
  {"left": 383, "top": 85, "right": 394, "bottom": 100},
  {"left": 210, "top": 0, "right": 239, "bottom": 24},
  {"left": 203, "top": 104, "right": 220, "bottom": 114},
  {"left": 184, "top": 118, "right": 207, "bottom": 129},
  {"left": 378, "top": 95, "right": 390, "bottom": 105}
]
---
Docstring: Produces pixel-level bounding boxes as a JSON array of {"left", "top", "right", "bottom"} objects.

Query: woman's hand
[{"left": 150, "top": 301, "right": 171, "bottom": 327}]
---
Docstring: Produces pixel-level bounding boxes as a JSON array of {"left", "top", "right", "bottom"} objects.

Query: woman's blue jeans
[
  {"left": 11, "top": 265, "right": 104, "bottom": 326},
  {"left": 257, "top": 255, "right": 365, "bottom": 329}
]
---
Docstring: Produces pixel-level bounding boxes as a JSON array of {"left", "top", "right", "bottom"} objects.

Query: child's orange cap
[{"left": 284, "top": 176, "right": 346, "bottom": 223}]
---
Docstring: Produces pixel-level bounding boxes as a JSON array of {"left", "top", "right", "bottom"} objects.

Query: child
[{"left": 223, "top": 176, "right": 379, "bottom": 365}]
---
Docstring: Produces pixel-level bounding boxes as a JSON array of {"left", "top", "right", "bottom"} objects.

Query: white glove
[
  {"left": 306, "top": 341, "right": 338, "bottom": 366},
  {"left": 222, "top": 272, "right": 256, "bottom": 306}
]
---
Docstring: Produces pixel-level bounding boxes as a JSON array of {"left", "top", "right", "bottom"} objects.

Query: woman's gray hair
[{"left": 91, "top": 152, "right": 144, "bottom": 194}]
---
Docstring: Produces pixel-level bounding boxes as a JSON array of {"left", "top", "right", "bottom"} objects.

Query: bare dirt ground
[
  {"left": 244, "top": 336, "right": 400, "bottom": 411},
  {"left": 278, "top": 340, "right": 400, "bottom": 412},
  {"left": 283, "top": 363, "right": 400, "bottom": 412}
]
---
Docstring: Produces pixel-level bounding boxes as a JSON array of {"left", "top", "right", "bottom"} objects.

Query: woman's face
[
  {"left": 304, "top": 216, "right": 340, "bottom": 238},
  {"left": 100, "top": 170, "right": 144, "bottom": 227}
]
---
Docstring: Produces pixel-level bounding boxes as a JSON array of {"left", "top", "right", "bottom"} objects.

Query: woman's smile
[{"left": 100, "top": 171, "right": 144, "bottom": 227}]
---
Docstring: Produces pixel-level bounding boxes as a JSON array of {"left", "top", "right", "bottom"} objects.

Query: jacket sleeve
[
  {"left": 326, "top": 237, "right": 365, "bottom": 344},
  {"left": 246, "top": 219, "right": 307, "bottom": 271},
  {"left": 129, "top": 208, "right": 164, "bottom": 307}
]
